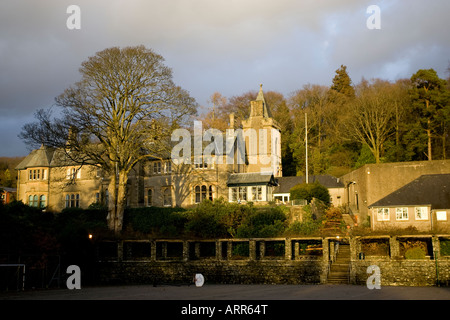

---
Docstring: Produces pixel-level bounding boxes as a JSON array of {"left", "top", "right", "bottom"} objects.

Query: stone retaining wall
[{"left": 96, "top": 235, "right": 450, "bottom": 286}]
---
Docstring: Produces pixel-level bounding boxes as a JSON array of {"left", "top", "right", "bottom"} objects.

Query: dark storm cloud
[{"left": 0, "top": 0, "right": 449, "bottom": 156}]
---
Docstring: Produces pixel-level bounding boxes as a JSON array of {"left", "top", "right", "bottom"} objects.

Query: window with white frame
[
  {"left": 396, "top": 207, "right": 409, "bottom": 220},
  {"left": 153, "top": 162, "right": 161, "bottom": 174},
  {"left": 376, "top": 208, "right": 389, "bottom": 221},
  {"left": 415, "top": 207, "right": 429, "bottom": 220},
  {"left": 231, "top": 187, "right": 238, "bottom": 202},
  {"left": 28, "top": 169, "right": 47, "bottom": 180},
  {"left": 436, "top": 211, "right": 447, "bottom": 221},
  {"left": 66, "top": 167, "right": 81, "bottom": 180},
  {"left": 251, "top": 186, "right": 263, "bottom": 201},
  {"left": 239, "top": 187, "right": 247, "bottom": 201},
  {"left": 165, "top": 161, "right": 172, "bottom": 173}
]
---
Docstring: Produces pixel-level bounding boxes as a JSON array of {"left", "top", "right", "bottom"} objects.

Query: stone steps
[{"left": 327, "top": 244, "right": 350, "bottom": 284}]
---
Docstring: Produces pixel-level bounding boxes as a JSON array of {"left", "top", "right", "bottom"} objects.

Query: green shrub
[
  {"left": 405, "top": 247, "right": 426, "bottom": 259},
  {"left": 235, "top": 206, "right": 287, "bottom": 238},
  {"left": 290, "top": 182, "right": 330, "bottom": 205},
  {"left": 441, "top": 239, "right": 450, "bottom": 256},
  {"left": 286, "top": 220, "right": 321, "bottom": 236},
  {"left": 124, "top": 206, "right": 186, "bottom": 237}
]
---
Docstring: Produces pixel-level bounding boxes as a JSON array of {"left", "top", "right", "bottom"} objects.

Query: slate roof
[
  {"left": 369, "top": 174, "right": 450, "bottom": 209},
  {"left": 15, "top": 145, "right": 55, "bottom": 169},
  {"left": 16, "top": 145, "right": 97, "bottom": 169},
  {"left": 227, "top": 172, "right": 278, "bottom": 187},
  {"left": 273, "top": 175, "right": 344, "bottom": 194}
]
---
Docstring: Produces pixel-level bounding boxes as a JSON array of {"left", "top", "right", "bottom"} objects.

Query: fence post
[
  {"left": 227, "top": 241, "right": 232, "bottom": 260},
  {"left": 389, "top": 236, "right": 400, "bottom": 258},
  {"left": 183, "top": 241, "right": 189, "bottom": 262},
  {"left": 215, "top": 240, "right": 221, "bottom": 260},
  {"left": 285, "top": 238, "right": 292, "bottom": 260},
  {"left": 249, "top": 240, "right": 256, "bottom": 260},
  {"left": 260, "top": 241, "right": 265, "bottom": 259}
]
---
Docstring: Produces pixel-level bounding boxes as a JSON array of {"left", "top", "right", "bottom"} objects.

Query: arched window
[
  {"left": 163, "top": 188, "right": 172, "bottom": 207},
  {"left": 39, "top": 195, "right": 46, "bottom": 208},
  {"left": 29, "top": 195, "right": 37, "bottom": 207},
  {"left": 201, "top": 185, "right": 207, "bottom": 202},
  {"left": 209, "top": 185, "right": 214, "bottom": 201},
  {"left": 195, "top": 186, "right": 201, "bottom": 203},
  {"left": 65, "top": 194, "right": 70, "bottom": 208}
]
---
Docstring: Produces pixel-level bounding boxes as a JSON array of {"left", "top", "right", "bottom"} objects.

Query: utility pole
[{"left": 305, "top": 112, "right": 308, "bottom": 184}]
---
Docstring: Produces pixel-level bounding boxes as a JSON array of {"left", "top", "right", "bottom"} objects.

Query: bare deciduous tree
[
  {"left": 347, "top": 79, "right": 396, "bottom": 164},
  {"left": 20, "top": 46, "right": 197, "bottom": 233}
]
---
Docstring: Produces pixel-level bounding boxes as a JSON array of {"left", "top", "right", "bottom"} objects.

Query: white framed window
[
  {"left": 153, "top": 162, "right": 161, "bottom": 174},
  {"left": 165, "top": 161, "right": 172, "bottom": 173},
  {"left": 66, "top": 167, "right": 81, "bottom": 180},
  {"left": 415, "top": 207, "right": 429, "bottom": 220},
  {"left": 436, "top": 211, "right": 447, "bottom": 221},
  {"left": 239, "top": 187, "right": 247, "bottom": 201},
  {"left": 251, "top": 186, "right": 263, "bottom": 201},
  {"left": 396, "top": 207, "right": 409, "bottom": 220},
  {"left": 29, "top": 169, "right": 45, "bottom": 180},
  {"left": 231, "top": 187, "right": 238, "bottom": 202},
  {"left": 376, "top": 208, "right": 390, "bottom": 221}
]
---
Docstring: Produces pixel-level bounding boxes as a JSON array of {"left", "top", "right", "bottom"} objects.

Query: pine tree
[{"left": 330, "top": 65, "right": 355, "bottom": 98}]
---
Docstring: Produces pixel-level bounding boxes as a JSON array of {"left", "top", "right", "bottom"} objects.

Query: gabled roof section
[
  {"left": 369, "top": 174, "right": 450, "bottom": 209},
  {"left": 273, "top": 175, "right": 344, "bottom": 194},
  {"left": 15, "top": 145, "right": 55, "bottom": 170},
  {"left": 227, "top": 172, "right": 278, "bottom": 187}
]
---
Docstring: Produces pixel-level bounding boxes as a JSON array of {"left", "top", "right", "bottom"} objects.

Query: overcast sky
[{"left": 1, "top": 0, "right": 449, "bottom": 157}]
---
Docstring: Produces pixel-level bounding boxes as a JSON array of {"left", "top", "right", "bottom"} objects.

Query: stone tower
[{"left": 241, "top": 85, "right": 282, "bottom": 177}]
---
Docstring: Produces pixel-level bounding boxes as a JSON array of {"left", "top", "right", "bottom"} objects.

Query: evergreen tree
[
  {"left": 330, "top": 65, "right": 355, "bottom": 98},
  {"left": 409, "top": 69, "right": 449, "bottom": 160}
]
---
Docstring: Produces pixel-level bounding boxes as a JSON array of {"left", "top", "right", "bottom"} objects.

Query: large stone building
[{"left": 15, "top": 86, "right": 283, "bottom": 212}]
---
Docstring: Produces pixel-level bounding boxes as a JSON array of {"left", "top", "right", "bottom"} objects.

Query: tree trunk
[
  {"left": 114, "top": 171, "right": 128, "bottom": 234},
  {"left": 106, "top": 173, "right": 117, "bottom": 231},
  {"left": 426, "top": 99, "right": 432, "bottom": 161}
]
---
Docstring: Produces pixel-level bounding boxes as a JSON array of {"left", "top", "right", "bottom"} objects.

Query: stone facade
[{"left": 15, "top": 86, "right": 283, "bottom": 211}]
